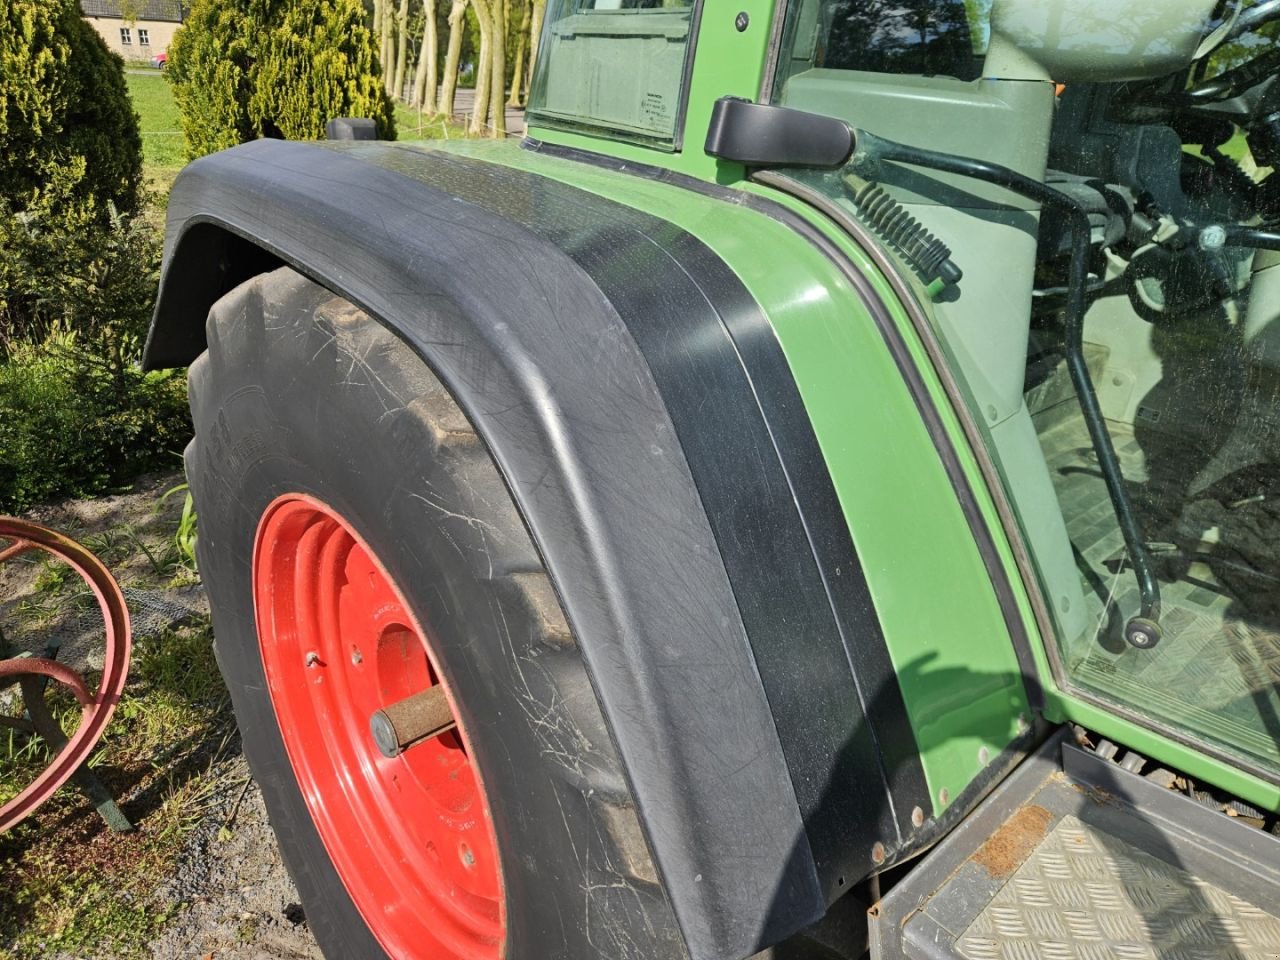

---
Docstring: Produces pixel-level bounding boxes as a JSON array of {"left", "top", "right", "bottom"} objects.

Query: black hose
[
  {"left": 849, "top": 130, "right": 1163, "bottom": 648},
  {"left": 1227, "top": 0, "right": 1280, "bottom": 43},
  {"left": 1221, "top": 225, "right": 1280, "bottom": 250}
]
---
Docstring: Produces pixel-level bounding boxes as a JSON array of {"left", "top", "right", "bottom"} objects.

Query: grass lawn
[
  {"left": 125, "top": 73, "right": 470, "bottom": 195},
  {"left": 125, "top": 72, "right": 185, "bottom": 207},
  {"left": 0, "top": 478, "right": 233, "bottom": 959},
  {"left": 125, "top": 72, "right": 184, "bottom": 169},
  {"left": 394, "top": 100, "right": 470, "bottom": 140}
]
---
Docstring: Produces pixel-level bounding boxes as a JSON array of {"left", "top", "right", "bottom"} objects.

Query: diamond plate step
[
  {"left": 871, "top": 732, "right": 1280, "bottom": 960},
  {"left": 956, "top": 815, "right": 1280, "bottom": 960}
]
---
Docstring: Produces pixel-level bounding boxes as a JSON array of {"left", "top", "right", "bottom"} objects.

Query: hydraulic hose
[
  {"left": 848, "top": 131, "right": 1163, "bottom": 648},
  {"left": 1221, "top": 225, "right": 1280, "bottom": 250}
]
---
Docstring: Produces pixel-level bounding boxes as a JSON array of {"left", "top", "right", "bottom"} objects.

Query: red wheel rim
[{"left": 253, "top": 494, "right": 505, "bottom": 958}]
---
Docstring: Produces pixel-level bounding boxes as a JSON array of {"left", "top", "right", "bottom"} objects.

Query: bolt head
[
  {"left": 1199, "top": 224, "right": 1227, "bottom": 251},
  {"left": 871, "top": 841, "right": 886, "bottom": 864},
  {"left": 911, "top": 806, "right": 924, "bottom": 828},
  {"left": 304, "top": 651, "right": 320, "bottom": 668},
  {"left": 734, "top": 10, "right": 749, "bottom": 31}
]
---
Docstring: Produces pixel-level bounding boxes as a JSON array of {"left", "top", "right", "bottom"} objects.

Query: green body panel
[
  {"left": 422, "top": 134, "right": 1280, "bottom": 815},
  {"left": 427, "top": 137, "right": 1028, "bottom": 812},
  {"left": 740, "top": 191, "right": 1280, "bottom": 814}
]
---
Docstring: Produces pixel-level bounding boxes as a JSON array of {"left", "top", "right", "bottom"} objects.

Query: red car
[{"left": 151, "top": 51, "right": 167, "bottom": 69}]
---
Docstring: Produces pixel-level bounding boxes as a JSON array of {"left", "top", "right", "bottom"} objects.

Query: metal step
[{"left": 871, "top": 731, "right": 1280, "bottom": 960}]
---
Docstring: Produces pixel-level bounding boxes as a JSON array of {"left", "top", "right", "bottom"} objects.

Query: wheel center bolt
[{"left": 370, "top": 685, "right": 457, "bottom": 758}]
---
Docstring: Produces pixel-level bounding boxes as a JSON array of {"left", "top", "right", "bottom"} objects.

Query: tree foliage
[
  {"left": 167, "top": 0, "right": 396, "bottom": 159},
  {"left": 0, "top": 167, "right": 157, "bottom": 349},
  {"left": 0, "top": 156, "right": 191, "bottom": 512},
  {"left": 0, "top": 0, "right": 142, "bottom": 218},
  {"left": 0, "top": 155, "right": 190, "bottom": 513}
]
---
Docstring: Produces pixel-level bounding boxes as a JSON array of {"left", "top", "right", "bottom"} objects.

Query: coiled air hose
[{"left": 843, "top": 173, "right": 964, "bottom": 300}]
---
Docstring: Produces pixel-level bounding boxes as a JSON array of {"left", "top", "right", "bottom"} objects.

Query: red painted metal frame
[
  {"left": 253, "top": 494, "right": 506, "bottom": 959},
  {"left": 0, "top": 519, "right": 132, "bottom": 832}
]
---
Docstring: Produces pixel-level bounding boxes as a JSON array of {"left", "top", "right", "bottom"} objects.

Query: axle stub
[{"left": 370, "top": 684, "right": 457, "bottom": 758}]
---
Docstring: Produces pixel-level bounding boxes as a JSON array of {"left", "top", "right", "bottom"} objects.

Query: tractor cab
[
  {"left": 746, "top": 0, "right": 1280, "bottom": 787},
  {"left": 526, "top": 0, "right": 1280, "bottom": 795}
]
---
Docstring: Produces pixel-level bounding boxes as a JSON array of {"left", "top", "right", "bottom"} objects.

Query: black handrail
[{"left": 848, "top": 131, "right": 1164, "bottom": 648}]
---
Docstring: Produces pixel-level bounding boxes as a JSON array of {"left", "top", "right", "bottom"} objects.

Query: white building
[{"left": 81, "top": 1, "right": 186, "bottom": 61}]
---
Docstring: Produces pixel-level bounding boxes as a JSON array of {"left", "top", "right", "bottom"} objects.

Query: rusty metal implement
[{"left": 0, "top": 518, "right": 132, "bottom": 833}]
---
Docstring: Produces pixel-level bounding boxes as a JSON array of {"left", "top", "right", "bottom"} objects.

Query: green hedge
[
  {"left": 0, "top": 3, "right": 190, "bottom": 513},
  {"left": 0, "top": 338, "right": 190, "bottom": 512},
  {"left": 168, "top": 0, "right": 395, "bottom": 160},
  {"left": 0, "top": 0, "right": 142, "bottom": 218}
]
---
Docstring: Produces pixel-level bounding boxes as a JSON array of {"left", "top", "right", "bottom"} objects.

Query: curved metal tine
[{"left": 0, "top": 537, "right": 37, "bottom": 564}]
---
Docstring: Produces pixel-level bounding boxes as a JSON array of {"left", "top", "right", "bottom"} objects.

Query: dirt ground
[
  {"left": 1, "top": 472, "right": 321, "bottom": 959},
  {"left": 143, "top": 756, "right": 322, "bottom": 960}
]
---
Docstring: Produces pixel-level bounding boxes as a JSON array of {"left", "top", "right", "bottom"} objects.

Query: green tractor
[{"left": 144, "top": 0, "right": 1280, "bottom": 956}]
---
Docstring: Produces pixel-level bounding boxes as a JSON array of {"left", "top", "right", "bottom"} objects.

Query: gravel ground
[{"left": 145, "top": 755, "right": 321, "bottom": 960}]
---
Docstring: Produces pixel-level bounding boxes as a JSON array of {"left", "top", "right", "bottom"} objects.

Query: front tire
[{"left": 187, "top": 268, "right": 685, "bottom": 959}]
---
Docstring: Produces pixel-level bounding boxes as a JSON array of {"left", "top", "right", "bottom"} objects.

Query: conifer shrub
[
  {"left": 0, "top": 0, "right": 189, "bottom": 511},
  {"left": 0, "top": 0, "right": 142, "bottom": 218},
  {"left": 168, "top": 0, "right": 395, "bottom": 159}
]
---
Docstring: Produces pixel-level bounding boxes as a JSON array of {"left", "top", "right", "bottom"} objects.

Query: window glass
[
  {"left": 526, "top": 0, "right": 697, "bottom": 148},
  {"left": 765, "top": 0, "right": 1280, "bottom": 778},
  {"left": 773, "top": 0, "right": 988, "bottom": 88},
  {"left": 120, "top": 27, "right": 131, "bottom": 44},
  {"left": 138, "top": 28, "right": 150, "bottom": 45}
]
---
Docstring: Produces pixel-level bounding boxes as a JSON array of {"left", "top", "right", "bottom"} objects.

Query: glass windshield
[
  {"left": 769, "top": 0, "right": 1280, "bottom": 780},
  {"left": 526, "top": 0, "right": 697, "bottom": 148}
]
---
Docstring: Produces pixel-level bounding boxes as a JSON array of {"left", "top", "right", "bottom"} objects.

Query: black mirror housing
[{"left": 704, "top": 97, "right": 856, "bottom": 169}]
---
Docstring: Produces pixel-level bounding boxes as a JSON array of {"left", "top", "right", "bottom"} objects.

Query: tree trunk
[
  {"left": 527, "top": 0, "right": 547, "bottom": 99},
  {"left": 507, "top": 0, "right": 528, "bottom": 107},
  {"left": 393, "top": 0, "right": 412, "bottom": 100},
  {"left": 469, "top": 0, "right": 492, "bottom": 135},
  {"left": 382, "top": 0, "right": 396, "bottom": 95},
  {"left": 411, "top": 0, "right": 439, "bottom": 109},
  {"left": 438, "top": 0, "right": 467, "bottom": 118},
  {"left": 488, "top": 0, "right": 506, "bottom": 136}
]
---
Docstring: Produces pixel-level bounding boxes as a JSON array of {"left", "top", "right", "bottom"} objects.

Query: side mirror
[
  {"left": 325, "top": 118, "right": 378, "bottom": 141},
  {"left": 704, "top": 97, "right": 856, "bottom": 169}
]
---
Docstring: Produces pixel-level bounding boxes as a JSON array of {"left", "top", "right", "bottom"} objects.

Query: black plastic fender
[{"left": 147, "top": 139, "right": 822, "bottom": 960}]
